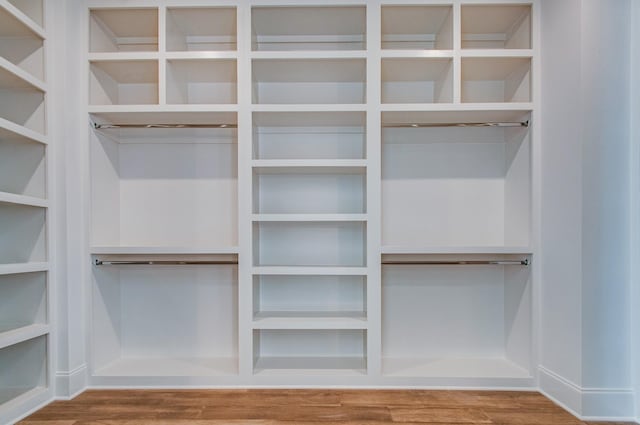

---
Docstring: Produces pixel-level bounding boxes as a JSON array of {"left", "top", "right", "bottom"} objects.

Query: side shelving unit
[
  {"left": 87, "top": 5, "right": 241, "bottom": 385},
  {"left": 0, "top": 0, "right": 51, "bottom": 423}
]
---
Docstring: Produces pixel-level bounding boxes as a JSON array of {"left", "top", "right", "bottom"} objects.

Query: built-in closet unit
[
  {"left": 83, "top": 0, "right": 537, "bottom": 389},
  {"left": 0, "top": 1, "right": 53, "bottom": 424}
]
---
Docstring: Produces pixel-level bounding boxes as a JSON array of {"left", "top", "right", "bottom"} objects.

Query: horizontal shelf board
[
  {"left": 0, "top": 324, "right": 49, "bottom": 350},
  {"left": 252, "top": 104, "right": 367, "bottom": 113},
  {"left": 254, "top": 356, "right": 367, "bottom": 376},
  {"left": 461, "top": 49, "right": 534, "bottom": 58},
  {"left": 94, "top": 357, "right": 238, "bottom": 377},
  {"left": 252, "top": 159, "right": 366, "bottom": 173},
  {"left": 88, "top": 52, "right": 160, "bottom": 61},
  {"left": 0, "top": 192, "right": 47, "bottom": 208},
  {"left": 381, "top": 103, "right": 534, "bottom": 112},
  {"left": 252, "top": 266, "right": 368, "bottom": 276},
  {"left": 381, "top": 246, "right": 532, "bottom": 255},
  {"left": 251, "top": 50, "right": 367, "bottom": 60},
  {"left": 90, "top": 110, "right": 238, "bottom": 128},
  {"left": 0, "top": 57, "right": 46, "bottom": 92},
  {"left": 0, "top": 262, "right": 49, "bottom": 275},
  {"left": 90, "top": 246, "right": 239, "bottom": 255},
  {"left": 165, "top": 51, "right": 238, "bottom": 60},
  {"left": 381, "top": 50, "right": 454, "bottom": 59},
  {"left": 0, "top": 386, "right": 48, "bottom": 412},
  {"left": 0, "top": 2, "right": 45, "bottom": 39},
  {"left": 88, "top": 105, "right": 239, "bottom": 114},
  {"left": 252, "top": 214, "right": 367, "bottom": 222},
  {"left": 381, "top": 109, "right": 531, "bottom": 127},
  {"left": 0, "top": 117, "right": 47, "bottom": 144},
  {"left": 382, "top": 357, "right": 532, "bottom": 379},
  {"left": 252, "top": 313, "right": 367, "bottom": 329},
  {"left": 0, "top": 60, "right": 45, "bottom": 92}
]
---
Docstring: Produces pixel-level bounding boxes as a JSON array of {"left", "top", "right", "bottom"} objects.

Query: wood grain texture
[{"left": 18, "top": 390, "right": 639, "bottom": 425}]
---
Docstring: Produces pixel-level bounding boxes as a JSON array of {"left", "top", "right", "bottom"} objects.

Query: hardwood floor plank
[
  {"left": 389, "top": 407, "right": 492, "bottom": 423},
  {"left": 18, "top": 390, "right": 639, "bottom": 425}
]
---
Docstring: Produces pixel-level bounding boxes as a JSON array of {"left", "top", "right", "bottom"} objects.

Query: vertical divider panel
[
  {"left": 237, "top": 2, "right": 253, "bottom": 378},
  {"left": 366, "top": 1, "right": 382, "bottom": 377},
  {"left": 157, "top": 6, "right": 167, "bottom": 105},
  {"left": 452, "top": 3, "right": 462, "bottom": 104}
]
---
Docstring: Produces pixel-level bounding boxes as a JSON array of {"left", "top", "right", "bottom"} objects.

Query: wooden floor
[{"left": 19, "top": 390, "right": 637, "bottom": 425}]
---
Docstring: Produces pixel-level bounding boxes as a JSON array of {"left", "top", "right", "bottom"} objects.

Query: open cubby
[
  {"left": 382, "top": 111, "right": 531, "bottom": 249},
  {"left": 90, "top": 121, "right": 237, "bottom": 250},
  {"left": 252, "top": 6, "right": 366, "bottom": 51},
  {"left": 382, "top": 256, "right": 531, "bottom": 379},
  {"left": 253, "top": 221, "right": 366, "bottom": 267},
  {"left": 92, "top": 260, "right": 238, "bottom": 376},
  {"left": 0, "top": 201, "right": 46, "bottom": 264},
  {"left": 0, "top": 335, "right": 47, "bottom": 405},
  {"left": 462, "top": 4, "right": 531, "bottom": 49},
  {"left": 90, "top": 8, "right": 158, "bottom": 52},
  {"left": 167, "top": 7, "right": 236, "bottom": 51},
  {"left": 462, "top": 57, "right": 531, "bottom": 103},
  {"left": 252, "top": 59, "right": 366, "bottom": 104},
  {"left": 0, "top": 68, "right": 45, "bottom": 134},
  {"left": 253, "top": 167, "right": 366, "bottom": 214},
  {"left": 90, "top": 60, "right": 158, "bottom": 105},
  {"left": 253, "top": 112, "right": 366, "bottom": 160},
  {"left": 0, "top": 272, "right": 46, "bottom": 334},
  {"left": 0, "top": 5, "right": 44, "bottom": 81},
  {"left": 0, "top": 130, "right": 46, "bottom": 199},
  {"left": 253, "top": 275, "right": 367, "bottom": 320},
  {"left": 253, "top": 329, "right": 367, "bottom": 374},
  {"left": 382, "top": 58, "right": 453, "bottom": 104},
  {"left": 166, "top": 59, "right": 237, "bottom": 105},
  {"left": 381, "top": 5, "right": 453, "bottom": 50}
]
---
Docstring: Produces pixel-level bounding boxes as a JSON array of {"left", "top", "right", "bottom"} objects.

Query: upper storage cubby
[
  {"left": 166, "top": 59, "right": 237, "bottom": 104},
  {"left": 90, "top": 8, "right": 158, "bottom": 52},
  {"left": 252, "top": 6, "right": 366, "bottom": 51},
  {"left": 253, "top": 112, "right": 366, "bottom": 160},
  {"left": 166, "top": 7, "right": 236, "bottom": 52},
  {"left": 252, "top": 59, "right": 366, "bottom": 104},
  {"left": 461, "top": 4, "right": 531, "bottom": 49},
  {"left": 462, "top": 57, "right": 531, "bottom": 103},
  {"left": 381, "top": 5, "right": 452, "bottom": 50},
  {"left": 6, "top": 0, "right": 43, "bottom": 28},
  {"left": 382, "top": 58, "right": 453, "bottom": 104},
  {"left": 0, "top": 4, "right": 44, "bottom": 81},
  {"left": 90, "top": 60, "right": 158, "bottom": 105}
]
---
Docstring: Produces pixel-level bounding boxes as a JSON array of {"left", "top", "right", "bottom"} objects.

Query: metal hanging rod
[
  {"left": 382, "top": 259, "right": 529, "bottom": 266},
  {"left": 94, "top": 259, "right": 238, "bottom": 266},
  {"left": 93, "top": 123, "right": 237, "bottom": 129},
  {"left": 383, "top": 121, "right": 529, "bottom": 128}
]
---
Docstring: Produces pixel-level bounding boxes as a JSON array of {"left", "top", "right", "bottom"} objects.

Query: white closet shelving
[
  {"left": 83, "top": 0, "right": 537, "bottom": 389},
  {"left": 0, "top": 0, "right": 51, "bottom": 422}
]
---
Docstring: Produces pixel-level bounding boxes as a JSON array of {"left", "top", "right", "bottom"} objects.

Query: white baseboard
[
  {"left": 539, "top": 366, "right": 636, "bottom": 421},
  {"left": 55, "top": 364, "right": 87, "bottom": 399}
]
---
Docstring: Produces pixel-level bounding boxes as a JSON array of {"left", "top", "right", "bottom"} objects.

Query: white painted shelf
[
  {"left": 0, "top": 117, "right": 47, "bottom": 145},
  {"left": 252, "top": 266, "right": 368, "bottom": 276},
  {"left": 252, "top": 214, "right": 367, "bottom": 222},
  {"left": 0, "top": 324, "right": 48, "bottom": 350},
  {"left": 254, "top": 357, "right": 367, "bottom": 376},
  {"left": 0, "top": 57, "right": 45, "bottom": 92},
  {"left": 252, "top": 313, "right": 367, "bottom": 330},
  {"left": 0, "top": 262, "right": 48, "bottom": 276},
  {"left": 0, "top": 1, "right": 45, "bottom": 40},
  {"left": 0, "top": 192, "right": 46, "bottom": 208},
  {"left": 382, "top": 246, "right": 532, "bottom": 255},
  {"left": 94, "top": 357, "right": 238, "bottom": 377},
  {"left": 90, "top": 246, "right": 239, "bottom": 255},
  {"left": 383, "top": 357, "right": 532, "bottom": 379}
]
